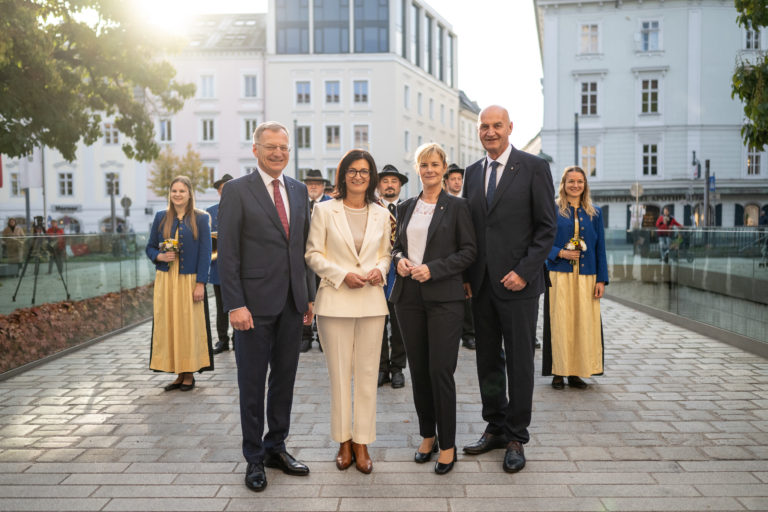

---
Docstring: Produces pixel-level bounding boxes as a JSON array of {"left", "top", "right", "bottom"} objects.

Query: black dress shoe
[
  {"left": 163, "top": 381, "right": 181, "bottom": 392},
  {"left": 463, "top": 432, "right": 507, "bottom": 455},
  {"left": 391, "top": 370, "right": 405, "bottom": 389},
  {"left": 503, "top": 441, "right": 526, "bottom": 473},
  {"left": 414, "top": 436, "right": 438, "bottom": 463},
  {"left": 264, "top": 451, "right": 310, "bottom": 476},
  {"left": 212, "top": 341, "right": 229, "bottom": 354},
  {"left": 245, "top": 462, "right": 267, "bottom": 492},
  {"left": 568, "top": 376, "right": 588, "bottom": 389},
  {"left": 462, "top": 337, "right": 476, "bottom": 350},
  {"left": 179, "top": 376, "right": 195, "bottom": 391},
  {"left": 434, "top": 449, "right": 457, "bottom": 475},
  {"left": 300, "top": 338, "right": 312, "bottom": 353},
  {"left": 377, "top": 370, "right": 390, "bottom": 387},
  {"left": 551, "top": 376, "right": 564, "bottom": 390}
]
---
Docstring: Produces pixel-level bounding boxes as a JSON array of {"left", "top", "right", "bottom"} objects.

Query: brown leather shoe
[
  {"left": 336, "top": 440, "right": 354, "bottom": 470},
  {"left": 351, "top": 442, "right": 372, "bottom": 474}
]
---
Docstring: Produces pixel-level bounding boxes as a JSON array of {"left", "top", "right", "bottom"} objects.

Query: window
[
  {"left": 276, "top": 0, "right": 309, "bottom": 54},
  {"left": 641, "top": 20, "right": 660, "bottom": 51},
  {"left": 202, "top": 119, "right": 215, "bottom": 142},
  {"left": 450, "top": 108, "right": 454, "bottom": 128},
  {"left": 642, "top": 144, "right": 658, "bottom": 176},
  {"left": 103, "top": 123, "right": 119, "bottom": 145},
  {"left": 580, "top": 82, "right": 598, "bottom": 116},
  {"left": 353, "top": 80, "right": 369, "bottom": 104},
  {"left": 417, "top": 135, "right": 423, "bottom": 146},
  {"left": 58, "top": 172, "right": 74, "bottom": 196},
  {"left": 314, "top": 0, "right": 349, "bottom": 54},
  {"left": 410, "top": 3, "right": 420, "bottom": 66},
  {"left": 746, "top": 25, "right": 761, "bottom": 50},
  {"left": 354, "top": 0, "right": 388, "bottom": 53},
  {"left": 404, "top": 84, "right": 410, "bottom": 109},
  {"left": 429, "top": 98, "right": 434, "bottom": 120},
  {"left": 641, "top": 79, "right": 659, "bottom": 113},
  {"left": 394, "top": 0, "right": 405, "bottom": 57},
  {"left": 325, "top": 80, "right": 340, "bottom": 104},
  {"left": 203, "top": 166, "right": 216, "bottom": 188},
  {"left": 440, "top": 104, "right": 445, "bottom": 124},
  {"left": 446, "top": 34, "right": 454, "bottom": 87},
  {"left": 244, "top": 75, "right": 258, "bottom": 97},
  {"left": 297, "top": 126, "right": 311, "bottom": 149},
  {"left": 580, "top": 24, "right": 599, "bottom": 54},
  {"left": 581, "top": 146, "right": 596, "bottom": 177},
  {"left": 326, "top": 125, "right": 341, "bottom": 149},
  {"left": 159, "top": 119, "right": 173, "bottom": 142},
  {"left": 105, "top": 173, "right": 120, "bottom": 196},
  {"left": 404, "top": 130, "right": 410, "bottom": 152},
  {"left": 244, "top": 118, "right": 258, "bottom": 142},
  {"left": 424, "top": 14, "right": 433, "bottom": 74},
  {"left": 417, "top": 92, "right": 423, "bottom": 115},
  {"left": 437, "top": 25, "right": 444, "bottom": 81},
  {"left": 200, "top": 75, "right": 214, "bottom": 98},
  {"left": 354, "top": 125, "right": 369, "bottom": 150},
  {"left": 296, "top": 81, "right": 311, "bottom": 104},
  {"left": 747, "top": 147, "right": 761, "bottom": 176},
  {"left": 10, "top": 172, "right": 20, "bottom": 197}
]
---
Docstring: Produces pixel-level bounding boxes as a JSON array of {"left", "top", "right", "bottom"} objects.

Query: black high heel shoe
[
  {"left": 434, "top": 448, "right": 457, "bottom": 475},
  {"left": 413, "top": 436, "right": 438, "bottom": 463}
]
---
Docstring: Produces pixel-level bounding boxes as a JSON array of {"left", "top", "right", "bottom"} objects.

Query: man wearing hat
[
  {"left": 377, "top": 164, "right": 408, "bottom": 388},
  {"left": 443, "top": 164, "right": 476, "bottom": 350},
  {"left": 300, "top": 169, "right": 332, "bottom": 352},
  {"left": 209, "top": 173, "right": 234, "bottom": 354}
]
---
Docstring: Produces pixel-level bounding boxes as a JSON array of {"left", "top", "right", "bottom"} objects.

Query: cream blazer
[{"left": 305, "top": 199, "right": 392, "bottom": 318}]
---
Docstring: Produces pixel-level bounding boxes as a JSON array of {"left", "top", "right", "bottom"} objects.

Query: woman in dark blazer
[{"left": 390, "top": 143, "right": 477, "bottom": 474}]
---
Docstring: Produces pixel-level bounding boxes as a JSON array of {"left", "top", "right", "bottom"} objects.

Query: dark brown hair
[{"left": 334, "top": 149, "right": 379, "bottom": 203}]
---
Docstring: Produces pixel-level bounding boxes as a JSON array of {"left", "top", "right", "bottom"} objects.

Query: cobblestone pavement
[{"left": 0, "top": 299, "right": 766, "bottom": 511}]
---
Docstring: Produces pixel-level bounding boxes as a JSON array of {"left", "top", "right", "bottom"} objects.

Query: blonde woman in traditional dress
[
  {"left": 542, "top": 166, "right": 608, "bottom": 390},
  {"left": 146, "top": 176, "right": 213, "bottom": 391}
]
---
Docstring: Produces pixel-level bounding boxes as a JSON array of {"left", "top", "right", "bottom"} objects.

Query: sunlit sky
[{"left": 136, "top": 0, "right": 543, "bottom": 148}]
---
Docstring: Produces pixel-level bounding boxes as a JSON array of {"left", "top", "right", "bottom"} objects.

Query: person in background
[
  {"left": 390, "top": 143, "right": 476, "bottom": 475},
  {"left": 145, "top": 175, "right": 213, "bottom": 392},
  {"left": 45, "top": 219, "right": 65, "bottom": 274},
  {"left": 305, "top": 149, "right": 392, "bottom": 475},
  {"left": 443, "top": 163, "right": 476, "bottom": 350},
  {"left": 300, "top": 169, "right": 333, "bottom": 353},
  {"left": 655, "top": 207, "right": 682, "bottom": 262},
  {"left": 2, "top": 218, "right": 25, "bottom": 268},
  {"left": 376, "top": 164, "right": 409, "bottom": 389},
  {"left": 208, "top": 173, "right": 234, "bottom": 355},
  {"left": 542, "top": 166, "right": 608, "bottom": 390}
]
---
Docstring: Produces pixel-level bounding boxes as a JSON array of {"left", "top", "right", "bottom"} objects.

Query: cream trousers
[{"left": 317, "top": 315, "right": 386, "bottom": 444}]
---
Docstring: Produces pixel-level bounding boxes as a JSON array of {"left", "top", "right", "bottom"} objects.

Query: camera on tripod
[{"left": 32, "top": 216, "right": 45, "bottom": 232}]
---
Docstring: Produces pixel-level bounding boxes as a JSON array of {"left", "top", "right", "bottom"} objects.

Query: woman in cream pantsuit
[{"left": 305, "top": 149, "right": 392, "bottom": 474}]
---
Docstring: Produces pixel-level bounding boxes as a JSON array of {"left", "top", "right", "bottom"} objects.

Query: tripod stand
[{"left": 12, "top": 235, "right": 71, "bottom": 304}]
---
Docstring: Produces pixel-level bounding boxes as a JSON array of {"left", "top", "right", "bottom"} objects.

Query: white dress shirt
[
  {"left": 258, "top": 167, "right": 290, "bottom": 223},
  {"left": 405, "top": 199, "right": 436, "bottom": 266},
  {"left": 484, "top": 143, "right": 512, "bottom": 195}
]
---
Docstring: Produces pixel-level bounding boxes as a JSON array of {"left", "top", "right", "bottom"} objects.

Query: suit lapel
[
  {"left": 488, "top": 150, "right": 520, "bottom": 214},
  {"left": 245, "top": 173, "right": 286, "bottom": 237},
  {"left": 425, "top": 191, "right": 448, "bottom": 247},
  {"left": 360, "top": 205, "right": 383, "bottom": 257},
  {"left": 330, "top": 200, "right": 359, "bottom": 259},
  {"left": 285, "top": 176, "right": 303, "bottom": 239}
]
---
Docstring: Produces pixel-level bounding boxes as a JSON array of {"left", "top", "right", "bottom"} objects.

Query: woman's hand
[
  {"left": 397, "top": 257, "right": 414, "bottom": 277},
  {"left": 365, "top": 268, "right": 384, "bottom": 286},
  {"left": 343, "top": 272, "right": 367, "bottom": 289},
  {"left": 410, "top": 264, "right": 431, "bottom": 283},
  {"left": 157, "top": 251, "right": 176, "bottom": 262},
  {"left": 559, "top": 249, "right": 580, "bottom": 261},
  {"left": 594, "top": 282, "right": 605, "bottom": 299},
  {"left": 193, "top": 282, "right": 205, "bottom": 302}
]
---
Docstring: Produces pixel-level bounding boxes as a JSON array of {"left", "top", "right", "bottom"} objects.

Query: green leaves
[
  {"left": 733, "top": 0, "right": 768, "bottom": 151},
  {"left": 149, "top": 145, "right": 209, "bottom": 198}
]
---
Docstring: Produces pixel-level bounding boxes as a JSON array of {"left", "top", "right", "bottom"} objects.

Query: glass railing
[
  {"left": 0, "top": 232, "right": 156, "bottom": 375},
  {"left": 604, "top": 227, "right": 768, "bottom": 344}
]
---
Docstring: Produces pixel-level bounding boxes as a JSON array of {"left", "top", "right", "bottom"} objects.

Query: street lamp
[{"left": 106, "top": 172, "right": 117, "bottom": 233}]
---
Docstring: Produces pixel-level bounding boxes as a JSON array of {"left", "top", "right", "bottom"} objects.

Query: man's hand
[
  {"left": 500, "top": 270, "right": 527, "bottom": 291},
  {"left": 463, "top": 282, "right": 473, "bottom": 299},
  {"left": 410, "top": 264, "right": 431, "bottom": 283},
  {"left": 193, "top": 282, "right": 205, "bottom": 302},
  {"left": 594, "top": 282, "right": 605, "bottom": 299},
  {"left": 230, "top": 307, "right": 254, "bottom": 331},
  {"left": 397, "top": 257, "right": 414, "bottom": 277},
  {"left": 303, "top": 302, "right": 314, "bottom": 325},
  {"left": 365, "top": 268, "right": 383, "bottom": 286},
  {"left": 343, "top": 273, "right": 367, "bottom": 289}
]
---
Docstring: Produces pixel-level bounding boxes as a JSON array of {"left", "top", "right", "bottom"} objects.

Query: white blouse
[{"left": 405, "top": 199, "right": 436, "bottom": 266}]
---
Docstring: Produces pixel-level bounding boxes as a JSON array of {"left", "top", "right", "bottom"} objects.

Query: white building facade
[{"left": 535, "top": 0, "right": 768, "bottom": 229}]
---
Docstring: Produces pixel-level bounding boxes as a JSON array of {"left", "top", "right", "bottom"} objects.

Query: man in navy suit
[
  {"left": 462, "top": 106, "right": 556, "bottom": 473},
  {"left": 207, "top": 173, "right": 233, "bottom": 354},
  {"left": 218, "top": 121, "right": 316, "bottom": 492}
]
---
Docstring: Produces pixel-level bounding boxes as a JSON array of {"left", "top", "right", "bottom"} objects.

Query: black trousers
[
  {"left": 233, "top": 289, "right": 302, "bottom": 464},
  {"left": 380, "top": 301, "right": 406, "bottom": 372},
  {"left": 395, "top": 278, "right": 463, "bottom": 450},
  {"left": 472, "top": 277, "right": 538, "bottom": 444},
  {"left": 462, "top": 297, "right": 475, "bottom": 339},
  {"left": 212, "top": 284, "right": 230, "bottom": 344}
]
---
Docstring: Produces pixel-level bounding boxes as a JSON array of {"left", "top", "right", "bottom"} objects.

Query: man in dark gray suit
[
  {"left": 218, "top": 121, "right": 316, "bottom": 492},
  {"left": 461, "top": 106, "right": 556, "bottom": 473}
]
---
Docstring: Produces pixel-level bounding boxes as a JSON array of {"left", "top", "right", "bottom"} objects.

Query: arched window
[
  {"left": 99, "top": 216, "right": 126, "bottom": 233},
  {"left": 745, "top": 204, "right": 760, "bottom": 226}
]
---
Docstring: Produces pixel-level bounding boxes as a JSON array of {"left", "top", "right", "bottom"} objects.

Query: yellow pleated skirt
[
  {"left": 547, "top": 269, "right": 603, "bottom": 378},
  {"left": 149, "top": 259, "right": 211, "bottom": 374}
]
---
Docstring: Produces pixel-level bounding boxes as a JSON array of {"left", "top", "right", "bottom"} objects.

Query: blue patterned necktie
[{"left": 486, "top": 161, "right": 500, "bottom": 207}]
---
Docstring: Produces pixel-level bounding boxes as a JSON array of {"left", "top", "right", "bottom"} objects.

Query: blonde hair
[
  {"left": 556, "top": 166, "right": 597, "bottom": 219},
  {"left": 414, "top": 142, "right": 447, "bottom": 169},
  {"left": 161, "top": 175, "right": 201, "bottom": 240}
]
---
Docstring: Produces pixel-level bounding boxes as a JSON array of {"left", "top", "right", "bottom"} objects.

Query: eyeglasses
[
  {"left": 257, "top": 144, "right": 292, "bottom": 153},
  {"left": 346, "top": 169, "right": 370, "bottom": 178}
]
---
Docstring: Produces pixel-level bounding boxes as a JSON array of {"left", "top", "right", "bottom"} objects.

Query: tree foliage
[
  {"left": 148, "top": 145, "right": 208, "bottom": 198},
  {"left": 0, "top": 0, "right": 195, "bottom": 162},
  {"left": 732, "top": 0, "right": 768, "bottom": 151}
]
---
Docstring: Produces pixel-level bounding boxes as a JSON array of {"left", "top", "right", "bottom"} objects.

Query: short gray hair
[{"left": 252, "top": 121, "right": 289, "bottom": 145}]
